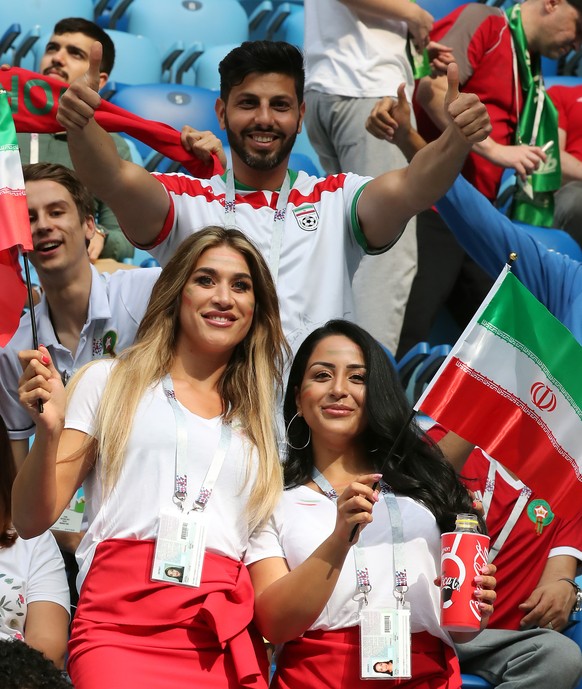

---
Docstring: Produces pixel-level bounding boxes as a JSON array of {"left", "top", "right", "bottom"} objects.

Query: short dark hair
[
  {"left": 23, "top": 162, "right": 95, "bottom": 222},
  {"left": 0, "top": 639, "right": 71, "bottom": 689},
  {"left": 283, "top": 319, "right": 485, "bottom": 534},
  {"left": 219, "top": 40, "right": 304, "bottom": 103},
  {"left": 566, "top": 0, "right": 582, "bottom": 12},
  {"left": 52, "top": 17, "right": 116, "bottom": 75}
]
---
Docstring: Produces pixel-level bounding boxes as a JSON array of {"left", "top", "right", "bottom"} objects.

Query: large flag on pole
[
  {"left": 0, "top": 86, "right": 33, "bottom": 347},
  {"left": 415, "top": 265, "right": 582, "bottom": 520}
]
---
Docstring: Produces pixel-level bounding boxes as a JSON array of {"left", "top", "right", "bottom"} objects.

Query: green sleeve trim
[{"left": 350, "top": 181, "right": 403, "bottom": 255}]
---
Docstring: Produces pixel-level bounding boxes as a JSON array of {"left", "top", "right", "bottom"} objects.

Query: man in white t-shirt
[
  {"left": 56, "top": 40, "right": 490, "bottom": 356},
  {"left": 302, "top": 0, "right": 445, "bottom": 353},
  {"left": 0, "top": 163, "right": 160, "bottom": 469}
]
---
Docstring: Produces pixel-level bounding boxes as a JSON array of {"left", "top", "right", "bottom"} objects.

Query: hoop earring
[{"left": 285, "top": 412, "right": 311, "bottom": 450}]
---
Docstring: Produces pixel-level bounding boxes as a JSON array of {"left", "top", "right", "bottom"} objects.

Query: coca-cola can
[{"left": 440, "top": 531, "right": 490, "bottom": 631}]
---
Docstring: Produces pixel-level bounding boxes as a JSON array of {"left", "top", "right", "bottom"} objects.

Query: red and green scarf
[{"left": 0, "top": 66, "right": 223, "bottom": 178}]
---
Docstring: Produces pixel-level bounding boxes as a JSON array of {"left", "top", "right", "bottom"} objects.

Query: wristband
[{"left": 559, "top": 578, "right": 582, "bottom": 613}]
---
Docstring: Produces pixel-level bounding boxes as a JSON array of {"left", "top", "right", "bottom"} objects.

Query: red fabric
[
  {"left": 0, "top": 66, "right": 223, "bottom": 178},
  {"left": 548, "top": 85, "right": 582, "bottom": 162},
  {"left": 0, "top": 247, "right": 27, "bottom": 347},
  {"left": 68, "top": 539, "right": 268, "bottom": 689},
  {"left": 418, "top": 358, "right": 582, "bottom": 521},
  {"left": 271, "top": 628, "right": 461, "bottom": 689},
  {"left": 414, "top": 5, "right": 519, "bottom": 201},
  {"left": 429, "top": 424, "right": 582, "bottom": 630}
]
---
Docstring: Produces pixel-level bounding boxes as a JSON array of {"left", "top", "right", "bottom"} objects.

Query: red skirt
[
  {"left": 271, "top": 627, "right": 461, "bottom": 689},
  {"left": 68, "top": 539, "right": 268, "bottom": 689}
]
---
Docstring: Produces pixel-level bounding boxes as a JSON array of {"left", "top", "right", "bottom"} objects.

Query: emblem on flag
[{"left": 292, "top": 204, "right": 319, "bottom": 231}]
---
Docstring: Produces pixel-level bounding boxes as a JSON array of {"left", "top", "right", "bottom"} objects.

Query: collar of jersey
[{"left": 220, "top": 169, "right": 298, "bottom": 191}]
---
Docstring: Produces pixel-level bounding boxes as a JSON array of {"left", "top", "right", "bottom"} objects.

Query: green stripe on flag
[
  {"left": 479, "top": 272, "right": 582, "bottom": 413},
  {"left": 0, "top": 89, "right": 17, "bottom": 148}
]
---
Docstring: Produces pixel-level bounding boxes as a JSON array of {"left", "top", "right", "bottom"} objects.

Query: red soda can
[{"left": 440, "top": 513, "right": 490, "bottom": 632}]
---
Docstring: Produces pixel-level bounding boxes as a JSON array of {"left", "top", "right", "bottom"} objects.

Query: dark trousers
[{"left": 396, "top": 208, "right": 493, "bottom": 359}]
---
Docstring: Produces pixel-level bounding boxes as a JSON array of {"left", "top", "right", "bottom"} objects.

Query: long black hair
[
  {"left": 283, "top": 320, "right": 484, "bottom": 534},
  {"left": 0, "top": 416, "right": 17, "bottom": 548}
]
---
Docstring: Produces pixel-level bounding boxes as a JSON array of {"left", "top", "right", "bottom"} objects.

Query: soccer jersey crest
[{"left": 293, "top": 204, "right": 319, "bottom": 231}]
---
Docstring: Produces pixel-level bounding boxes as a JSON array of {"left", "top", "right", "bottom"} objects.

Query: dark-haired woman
[
  {"left": 0, "top": 416, "right": 69, "bottom": 668},
  {"left": 246, "top": 320, "right": 496, "bottom": 689}
]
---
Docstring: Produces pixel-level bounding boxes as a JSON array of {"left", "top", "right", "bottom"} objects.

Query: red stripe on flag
[
  {"left": 0, "top": 188, "right": 32, "bottom": 252},
  {"left": 419, "top": 358, "right": 582, "bottom": 520},
  {"left": 0, "top": 248, "right": 26, "bottom": 347}
]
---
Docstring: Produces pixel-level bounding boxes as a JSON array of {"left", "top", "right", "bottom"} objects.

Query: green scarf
[{"left": 506, "top": 4, "right": 561, "bottom": 227}]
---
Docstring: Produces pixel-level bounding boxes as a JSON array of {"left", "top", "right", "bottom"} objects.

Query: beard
[{"left": 224, "top": 115, "right": 299, "bottom": 171}]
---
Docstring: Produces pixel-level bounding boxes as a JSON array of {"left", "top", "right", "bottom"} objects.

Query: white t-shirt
[
  {"left": 304, "top": 0, "right": 414, "bottom": 99},
  {"left": 65, "top": 359, "right": 260, "bottom": 590},
  {"left": 148, "top": 169, "right": 378, "bottom": 353},
  {"left": 0, "top": 265, "right": 161, "bottom": 441},
  {"left": 0, "top": 531, "right": 70, "bottom": 642},
  {"left": 246, "top": 485, "right": 452, "bottom": 646}
]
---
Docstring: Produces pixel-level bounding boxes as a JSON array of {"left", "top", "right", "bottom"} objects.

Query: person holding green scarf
[{"left": 393, "top": 0, "right": 582, "bottom": 360}]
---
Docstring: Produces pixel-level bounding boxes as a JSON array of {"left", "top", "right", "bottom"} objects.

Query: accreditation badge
[
  {"left": 151, "top": 508, "right": 206, "bottom": 587},
  {"left": 359, "top": 607, "right": 411, "bottom": 679}
]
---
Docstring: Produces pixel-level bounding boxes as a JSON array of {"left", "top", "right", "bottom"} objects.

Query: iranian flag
[
  {"left": 415, "top": 265, "right": 582, "bottom": 520},
  {"left": 0, "top": 87, "right": 33, "bottom": 347}
]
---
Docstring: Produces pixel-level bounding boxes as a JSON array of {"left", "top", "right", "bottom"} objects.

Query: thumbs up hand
[
  {"left": 56, "top": 41, "right": 103, "bottom": 131},
  {"left": 444, "top": 62, "right": 491, "bottom": 144}
]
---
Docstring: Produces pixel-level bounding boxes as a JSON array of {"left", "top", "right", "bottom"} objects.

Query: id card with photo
[
  {"left": 151, "top": 508, "right": 206, "bottom": 588},
  {"left": 359, "top": 607, "right": 411, "bottom": 679},
  {"left": 52, "top": 486, "right": 85, "bottom": 533}
]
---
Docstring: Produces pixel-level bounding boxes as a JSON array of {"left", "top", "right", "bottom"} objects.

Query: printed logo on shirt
[
  {"left": 296, "top": 499, "right": 322, "bottom": 507},
  {"left": 293, "top": 204, "right": 319, "bottom": 231},
  {"left": 103, "top": 330, "right": 118, "bottom": 356}
]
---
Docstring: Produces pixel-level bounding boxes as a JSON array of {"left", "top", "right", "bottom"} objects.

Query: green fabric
[
  {"left": 17, "top": 132, "right": 135, "bottom": 260},
  {"left": 506, "top": 4, "right": 561, "bottom": 227}
]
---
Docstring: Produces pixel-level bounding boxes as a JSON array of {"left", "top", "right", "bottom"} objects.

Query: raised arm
[
  {"left": 249, "top": 476, "right": 379, "bottom": 644},
  {"left": 12, "top": 347, "right": 95, "bottom": 538},
  {"left": 357, "top": 63, "right": 491, "bottom": 249},
  {"left": 416, "top": 73, "right": 546, "bottom": 181},
  {"left": 57, "top": 42, "right": 170, "bottom": 247}
]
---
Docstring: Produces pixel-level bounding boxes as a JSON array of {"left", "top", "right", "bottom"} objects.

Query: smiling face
[
  {"left": 295, "top": 335, "right": 368, "bottom": 450},
  {"left": 177, "top": 245, "right": 256, "bottom": 359},
  {"left": 39, "top": 31, "right": 108, "bottom": 88},
  {"left": 26, "top": 179, "right": 94, "bottom": 277},
  {"left": 215, "top": 71, "right": 305, "bottom": 178}
]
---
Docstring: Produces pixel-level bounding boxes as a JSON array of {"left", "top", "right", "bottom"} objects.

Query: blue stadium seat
[
  {"left": 112, "top": 0, "right": 249, "bottom": 59},
  {"left": 514, "top": 223, "right": 582, "bottom": 260},
  {"left": 0, "top": 23, "right": 21, "bottom": 65},
  {"left": 288, "top": 152, "right": 320, "bottom": 178},
  {"left": 544, "top": 75, "right": 582, "bottom": 89},
  {"left": 265, "top": 3, "right": 304, "bottom": 45},
  {"left": 416, "top": 0, "right": 467, "bottom": 21},
  {"left": 6, "top": 0, "right": 93, "bottom": 36},
  {"left": 411, "top": 344, "right": 451, "bottom": 402},
  {"left": 396, "top": 342, "right": 431, "bottom": 389},
  {"left": 461, "top": 675, "right": 493, "bottom": 689},
  {"left": 109, "top": 83, "right": 226, "bottom": 170},
  {"left": 191, "top": 44, "right": 240, "bottom": 91}
]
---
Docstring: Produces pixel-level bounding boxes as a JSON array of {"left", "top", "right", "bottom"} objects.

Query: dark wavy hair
[
  {"left": 219, "top": 40, "right": 304, "bottom": 103},
  {"left": 283, "top": 320, "right": 484, "bottom": 534},
  {"left": 0, "top": 416, "right": 17, "bottom": 548},
  {"left": 0, "top": 639, "right": 70, "bottom": 689}
]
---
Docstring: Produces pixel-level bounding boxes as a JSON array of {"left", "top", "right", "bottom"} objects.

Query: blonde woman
[{"left": 13, "top": 227, "right": 289, "bottom": 689}]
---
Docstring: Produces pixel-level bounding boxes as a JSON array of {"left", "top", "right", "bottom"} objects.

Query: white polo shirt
[{"left": 0, "top": 265, "right": 161, "bottom": 441}]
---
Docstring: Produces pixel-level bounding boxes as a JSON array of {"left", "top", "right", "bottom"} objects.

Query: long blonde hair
[{"left": 73, "top": 226, "right": 289, "bottom": 530}]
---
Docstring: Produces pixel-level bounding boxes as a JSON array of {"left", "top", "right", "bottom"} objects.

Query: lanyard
[
  {"left": 162, "top": 374, "right": 232, "bottom": 513},
  {"left": 224, "top": 168, "right": 291, "bottom": 284},
  {"left": 311, "top": 469, "right": 408, "bottom": 606},
  {"left": 481, "top": 460, "right": 531, "bottom": 564}
]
